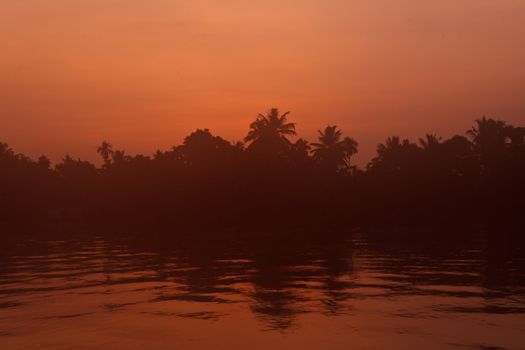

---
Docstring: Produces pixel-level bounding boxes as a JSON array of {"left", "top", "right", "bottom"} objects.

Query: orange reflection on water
[{"left": 1, "top": 235, "right": 525, "bottom": 349}]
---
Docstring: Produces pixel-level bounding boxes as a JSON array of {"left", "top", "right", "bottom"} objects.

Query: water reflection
[{"left": 0, "top": 230, "right": 524, "bottom": 349}]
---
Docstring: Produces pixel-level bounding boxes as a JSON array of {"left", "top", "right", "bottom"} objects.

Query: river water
[{"left": 1, "top": 230, "right": 524, "bottom": 349}]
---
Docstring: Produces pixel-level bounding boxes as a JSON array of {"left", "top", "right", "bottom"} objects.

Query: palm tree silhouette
[
  {"left": 97, "top": 141, "right": 113, "bottom": 166},
  {"left": 377, "top": 136, "right": 403, "bottom": 154},
  {"left": 419, "top": 134, "right": 441, "bottom": 151},
  {"left": 467, "top": 117, "right": 509, "bottom": 178},
  {"left": 244, "top": 108, "right": 296, "bottom": 152},
  {"left": 368, "top": 136, "right": 420, "bottom": 172},
  {"left": 467, "top": 117, "right": 508, "bottom": 152},
  {"left": 311, "top": 126, "right": 358, "bottom": 171}
]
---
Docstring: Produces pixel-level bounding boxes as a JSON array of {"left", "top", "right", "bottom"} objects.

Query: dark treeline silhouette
[{"left": 1, "top": 109, "right": 524, "bottom": 232}]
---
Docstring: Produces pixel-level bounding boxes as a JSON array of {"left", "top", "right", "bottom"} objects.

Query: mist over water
[{"left": 1, "top": 229, "right": 524, "bottom": 350}]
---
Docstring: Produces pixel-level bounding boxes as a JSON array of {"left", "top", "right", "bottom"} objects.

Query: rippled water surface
[{"left": 1, "top": 231, "right": 525, "bottom": 349}]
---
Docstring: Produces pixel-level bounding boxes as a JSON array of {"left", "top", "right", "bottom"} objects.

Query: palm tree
[
  {"left": 244, "top": 108, "right": 296, "bottom": 152},
  {"left": 376, "top": 136, "right": 404, "bottom": 154},
  {"left": 311, "top": 126, "right": 358, "bottom": 171},
  {"left": 467, "top": 117, "right": 509, "bottom": 178},
  {"left": 419, "top": 134, "right": 441, "bottom": 151},
  {"left": 467, "top": 117, "right": 508, "bottom": 153},
  {"left": 97, "top": 141, "right": 113, "bottom": 165},
  {"left": 369, "top": 136, "right": 420, "bottom": 172},
  {"left": 111, "top": 150, "right": 127, "bottom": 164}
]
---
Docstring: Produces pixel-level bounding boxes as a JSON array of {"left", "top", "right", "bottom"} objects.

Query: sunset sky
[{"left": 1, "top": 0, "right": 524, "bottom": 165}]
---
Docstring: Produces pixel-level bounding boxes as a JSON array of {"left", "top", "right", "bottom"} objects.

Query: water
[{"left": 1, "top": 231, "right": 525, "bottom": 349}]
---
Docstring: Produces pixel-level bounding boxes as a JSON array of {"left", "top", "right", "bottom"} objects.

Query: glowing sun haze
[{"left": 1, "top": 0, "right": 524, "bottom": 165}]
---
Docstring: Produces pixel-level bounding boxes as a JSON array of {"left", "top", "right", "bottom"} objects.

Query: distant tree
[
  {"left": 507, "top": 126, "right": 525, "bottom": 148},
  {"left": 467, "top": 117, "right": 509, "bottom": 178},
  {"left": 506, "top": 126, "right": 525, "bottom": 169},
  {"left": 111, "top": 150, "right": 128, "bottom": 164},
  {"left": 56, "top": 155, "right": 97, "bottom": 179},
  {"left": 244, "top": 108, "right": 296, "bottom": 155},
  {"left": 180, "top": 129, "right": 241, "bottom": 170},
  {"left": 467, "top": 117, "right": 508, "bottom": 156},
  {"left": 0, "top": 142, "right": 14, "bottom": 157},
  {"left": 286, "top": 138, "right": 312, "bottom": 169},
  {"left": 97, "top": 141, "right": 113, "bottom": 166},
  {"left": 440, "top": 135, "right": 477, "bottom": 178},
  {"left": 291, "top": 138, "right": 310, "bottom": 156},
  {"left": 442, "top": 135, "right": 473, "bottom": 156},
  {"left": 37, "top": 156, "right": 51, "bottom": 170},
  {"left": 467, "top": 117, "right": 508, "bottom": 151},
  {"left": 311, "top": 126, "right": 358, "bottom": 172},
  {"left": 419, "top": 134, "right": 441, "bottom": 151},
  {"left": 368, "top": 136, "right": 421, "bottom": 174}
]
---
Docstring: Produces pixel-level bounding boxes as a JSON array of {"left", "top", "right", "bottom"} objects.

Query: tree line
[{"left": 1, "top": 108, "right": 524, "bottom": 230}]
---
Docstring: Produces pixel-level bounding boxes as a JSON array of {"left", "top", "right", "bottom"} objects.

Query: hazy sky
[{"left": 1, "top": 0, "right": 524, "bottom": 165}]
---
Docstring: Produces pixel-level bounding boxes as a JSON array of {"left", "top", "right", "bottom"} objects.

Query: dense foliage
[{"left": 1, "top": 110, "right": 524, "bottom": 229}]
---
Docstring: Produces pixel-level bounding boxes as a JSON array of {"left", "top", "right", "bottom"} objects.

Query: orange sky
[{"left": 1, "top": 0, "right": 524, "bottom": 165}]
